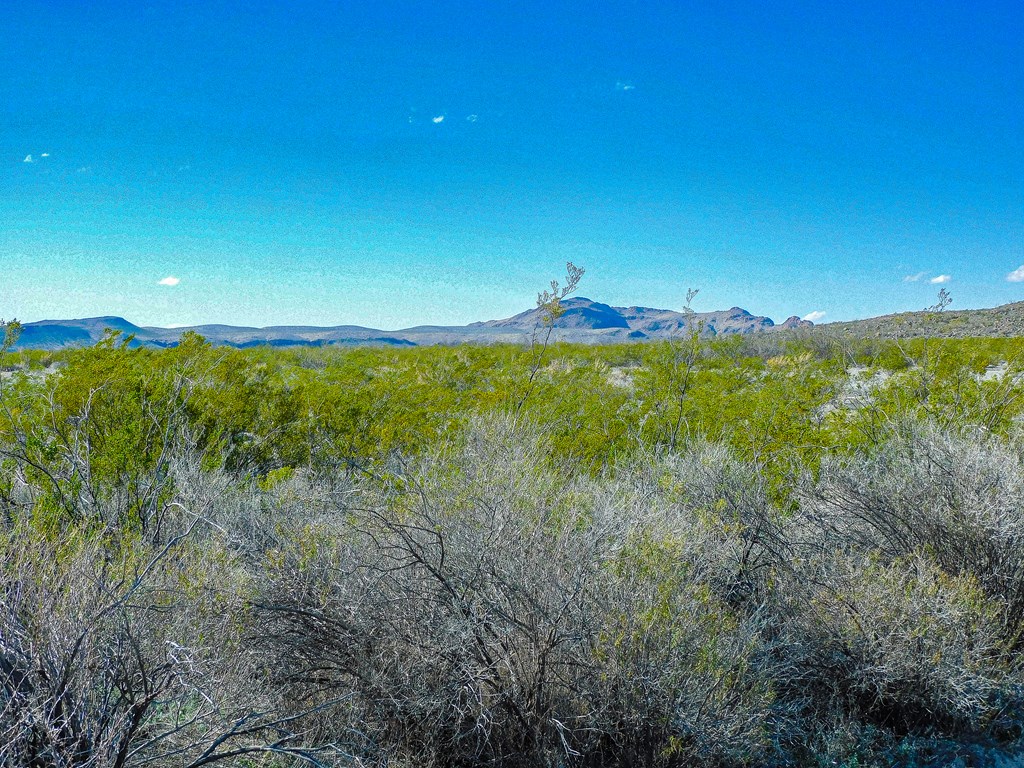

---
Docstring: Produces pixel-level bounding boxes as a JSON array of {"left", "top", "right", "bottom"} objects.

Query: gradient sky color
[{"left": 3, "top": 0, "right": 1022, "bottom": 328}]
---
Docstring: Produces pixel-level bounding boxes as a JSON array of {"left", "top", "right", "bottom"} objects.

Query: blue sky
[{"left": 2, "top": 0, "right": 1022, "bottom": 328}]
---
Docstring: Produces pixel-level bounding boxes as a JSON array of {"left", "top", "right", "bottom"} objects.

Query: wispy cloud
[
  {"left": 23, "top": 155, "right": 32, "bottom": 163},
  {"left": 158, "top": 276, "right": 181, "bottom": 286},
  {"left": 466, "top": 114, "right": 478, "bottom": 122},
  {"left": 40, "top": 152, "right": 49, "bottom": 158},
  {"left": 802, "top": 310, "right": 826, "bottom": 322},
  {"left": 432, "top": 115, "right": 445, "bottom": 124},
  {"left": 1007, "top": 265, "right": 1024, "bottom": 283},
  {"left": 903, "top": 271, "right": 926, "bottom": 283},
  {"left": 616, "top": 80, "right": 636, "bottom": 91},
  {"left": 930, "top": 274, "right": 951, "bottom": 284}
]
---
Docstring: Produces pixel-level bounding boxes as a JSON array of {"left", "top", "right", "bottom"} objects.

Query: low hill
[
  {"left": 820, "top": 301, "right": 1024, "bottom": 339},
  {"left": 15, "top": 317, "right": 143, "bottom": 349}
]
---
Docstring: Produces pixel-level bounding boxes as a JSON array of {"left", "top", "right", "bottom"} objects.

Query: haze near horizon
[{"left": 2, "top": 0, "right": 1022, "bottom": 328}]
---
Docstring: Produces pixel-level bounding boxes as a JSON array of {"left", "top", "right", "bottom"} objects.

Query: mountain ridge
[
  {"left": 9, "top": 297, "right": 809, "bottom": 350},
  {"left": 11, "top": 297, "right": 1024, "bottom": 351}
]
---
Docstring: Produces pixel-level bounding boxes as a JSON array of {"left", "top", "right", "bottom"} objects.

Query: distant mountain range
[
  {"left": 10, "top": 298, "right": 810, "bottom": 350},
  {"left": 11, "top": 297, "right": 1024, "bottom": 351}
]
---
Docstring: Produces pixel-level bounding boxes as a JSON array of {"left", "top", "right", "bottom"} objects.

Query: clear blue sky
[{"left": 2, "top": 0, "right": 1022, "bottom": 328}]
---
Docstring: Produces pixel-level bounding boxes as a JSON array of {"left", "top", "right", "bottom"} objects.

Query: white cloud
[
  {"left": 802, "top": 310, "right": 826, "bottom": 322},
  {"left": 158, "top": 276, "right": 181, "bottom": 286},
  {"left": 616, "top": 80, "right": 636, "bottom": 91},
  {"left": 432, "top": 115, "right": 445, "bottom": 124},
  {"left": 1007, "top": 265, "right": 1024, "bottom": 283},
  {"left": 466, "top": 114, "right": 478, "bottom": 122},
  {"left": 23, "top": 155, "right": 32, "bottom": 163},
  {"left": 903, "top": 271, "right": 926, "bottom": 283},
  {"left": 40, "top": 153, "right": 49, "bottom": 158},
  {"left": 930, "top": 274, "right": 951, "bottom": 284}
]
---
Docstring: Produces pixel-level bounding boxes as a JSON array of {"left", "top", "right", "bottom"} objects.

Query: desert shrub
[
  {"left": 778, "top": 551, "right": 1013, "bottom": 733},
  {"left": 252, "top": 417, "right": 779, "bottom": 767},
  {"left": 800, "top": 422, "right": 1024, "bottom": 649},
  {"left": 745, "top": 420, "right": 1024, "bottom": 764},
  {"left": 0, "top": 476, "right": 353, "bottom": 767},
  {"left": 861, "top": 345, "right": 1024, "bottom": 435}
]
